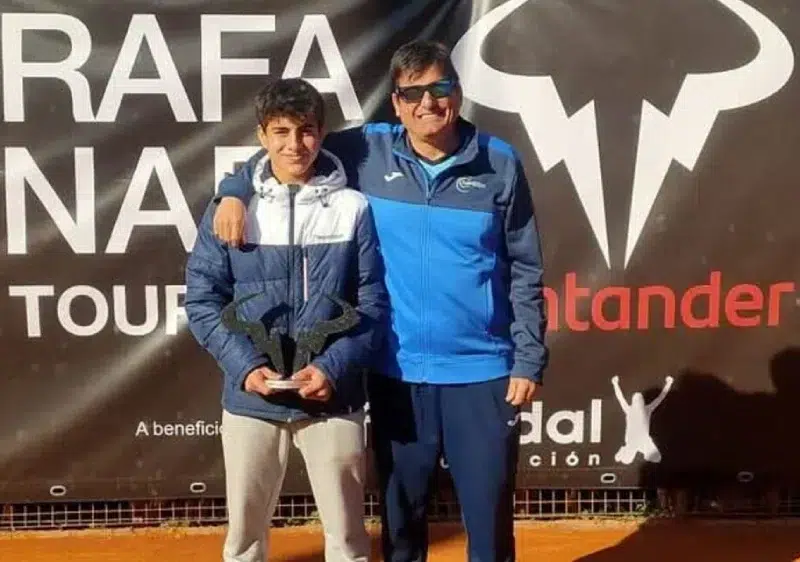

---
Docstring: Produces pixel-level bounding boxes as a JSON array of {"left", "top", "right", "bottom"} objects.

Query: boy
[{"left": 185, "top": 77, "right": 387, "bottom": 562}]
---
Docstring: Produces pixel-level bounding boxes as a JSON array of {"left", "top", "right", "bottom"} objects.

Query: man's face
[
  {"left": 391, "top": 64, "right": 462, "bottom": 142},
  {"left": 257, "top": 115, "right": 323, "bottom": 183}
]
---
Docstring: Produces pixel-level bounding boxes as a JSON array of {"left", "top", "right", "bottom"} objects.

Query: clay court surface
[{"left": 2, "top": 519, "right": 800, "bottom": 561}]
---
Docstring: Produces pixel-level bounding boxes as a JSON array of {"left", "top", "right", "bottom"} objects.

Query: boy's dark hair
[
  {"left": 255, "top": 77, "right": 325, "bottom": 130},
  {"left": 390, "top": 40, "right": 459, "bottom": 85}
]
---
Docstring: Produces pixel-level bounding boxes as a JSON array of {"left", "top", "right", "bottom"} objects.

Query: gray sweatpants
[{"left": 221, "top": 409, "right": 370, "bottom": 562}]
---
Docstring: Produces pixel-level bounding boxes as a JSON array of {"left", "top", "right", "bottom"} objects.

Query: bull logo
[{"left": 451, "top": 0, "right": 793, "bottom": 268}]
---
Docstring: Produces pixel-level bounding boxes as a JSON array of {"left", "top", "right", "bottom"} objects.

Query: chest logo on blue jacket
[
  {"left": 384, "top": 171, "right": 404, "bottom": 182},
  {"left": 455, "top": 177, "right": 487, "bottom": 193}
]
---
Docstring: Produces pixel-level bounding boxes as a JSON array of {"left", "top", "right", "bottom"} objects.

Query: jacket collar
[{"left": 252, "top": 149, "right": 347, "bottom": 204}]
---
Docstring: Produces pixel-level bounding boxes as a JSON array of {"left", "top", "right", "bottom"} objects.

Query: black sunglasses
[{"left": 395, "top": 79, "right": 458, "bottom": 103}]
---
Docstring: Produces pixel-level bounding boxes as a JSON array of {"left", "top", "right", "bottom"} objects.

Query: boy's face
[{"left": 257, "top": 114, "right": 323, "bottom": 183}]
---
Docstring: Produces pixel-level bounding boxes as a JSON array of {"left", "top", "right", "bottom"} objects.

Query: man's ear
[{"left": 391, "top": 92, "right": 401, "bottom": 118}]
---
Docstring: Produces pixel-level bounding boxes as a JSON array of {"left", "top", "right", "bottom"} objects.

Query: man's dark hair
[
  {"left": 255, "top": 77, "right": 325, "bottom": 130},
  {"left": 390, "top": 40, "right": 459, "bottom": 85}
]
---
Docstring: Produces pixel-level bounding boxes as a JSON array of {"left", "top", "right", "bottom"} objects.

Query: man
[
  {"left": 185, "top": 77, "right": 388, "bottom": 562},
  {"left": 213, "top": 41, "right": 548, "bottom": 562}
]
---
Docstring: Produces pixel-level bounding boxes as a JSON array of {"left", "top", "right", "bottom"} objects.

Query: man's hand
[
  {"left": 506, "top": 376, "right": 537, "bottom": 407},
  {"left": 243, "top": 366, "right": 282, "bottom": 396},
  {"left": 214, "top": 197, "right": 246, "bottom": 248},
  {"left": 292, "top": 365, "right": 333, "bottom": 402}
]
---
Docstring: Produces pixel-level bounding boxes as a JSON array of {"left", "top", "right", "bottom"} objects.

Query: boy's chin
[
  {"left": 274, "top": 163, "right": 312, "bottom": 180},
  {"left": 291, "top": 165, "right": 314, "bottom": 178}
]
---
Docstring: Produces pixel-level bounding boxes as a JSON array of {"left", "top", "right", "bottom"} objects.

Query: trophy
[{"left": 221, "top": 292, "right": 360, "bottom": 389}]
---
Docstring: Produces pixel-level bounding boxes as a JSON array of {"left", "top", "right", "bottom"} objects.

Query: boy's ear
[{"left": 256, "top": 125, "right": 268, "bottom": 149}]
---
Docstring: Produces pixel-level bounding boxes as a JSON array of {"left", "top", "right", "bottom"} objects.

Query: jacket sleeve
[
  {"left": 185, "top": 202, "right": 266, "bottom": 389},
  {"left": 311, "top": 203, "right": 389, "bottom": 388},
  {"left": 214, "top": 149, "right": 262, "bottom": 203},
  {"left": 504, "top": 158, "right": 549, "bottom": 383},
  {"left": 321, "top": 126, "right": 369, "bottom": 182}
]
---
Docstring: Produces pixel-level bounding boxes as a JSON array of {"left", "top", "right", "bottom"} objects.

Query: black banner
[{"left": 0, "top": 0, "right": 798, "bottom": 502}]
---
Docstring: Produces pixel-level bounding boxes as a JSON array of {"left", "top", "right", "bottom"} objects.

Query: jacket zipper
[
  {"left": 288, "top": 185, "right": 298, "bottom": 333},
  {"left": 302, "top": 248, "right": 309, "bottom": 303},
  {"left": 393, "top": 151, "right": 435, "bottom": 382},
  {"left": 286, "top": 185, "right": 302, "bottom": 423}
]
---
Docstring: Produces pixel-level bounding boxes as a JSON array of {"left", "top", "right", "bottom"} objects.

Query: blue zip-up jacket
[
  {"left": 218, "top": 118, "right": 548, "bottom": 384},
  {"left": 186, "top": 150, "right": 389, "bottom": 422}
]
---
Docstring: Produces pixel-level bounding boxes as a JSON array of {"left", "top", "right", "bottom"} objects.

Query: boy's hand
[
  {"left": 292, "top": 365, "right": 333, "bottom": 402},
  {"left": 243, "top": 367, "right": 282, "bottom": 396},
  {"left": 214, "top": 197, "right": 246, "bottom": 248}
]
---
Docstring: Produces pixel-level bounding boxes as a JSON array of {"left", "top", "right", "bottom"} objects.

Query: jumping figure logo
[
  {"left": 514, "top": 375, "right": 677, "bottom": 472},
  {"left": 611, "top": 375, "right": 674, "bottom": 465}
]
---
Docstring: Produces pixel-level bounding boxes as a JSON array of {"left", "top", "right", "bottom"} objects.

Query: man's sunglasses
[{"left": 394, "top": 79, "right": 458, "bottom": 103}]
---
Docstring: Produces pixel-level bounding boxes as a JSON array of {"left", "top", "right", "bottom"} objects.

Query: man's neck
[{"left": 408, "top": 129, "right": 460, "bottom": 162}]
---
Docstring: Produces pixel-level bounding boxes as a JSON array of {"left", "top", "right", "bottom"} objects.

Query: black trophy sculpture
[{"left": 221, "top": 292, "right": 360, "bottom": 377}]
